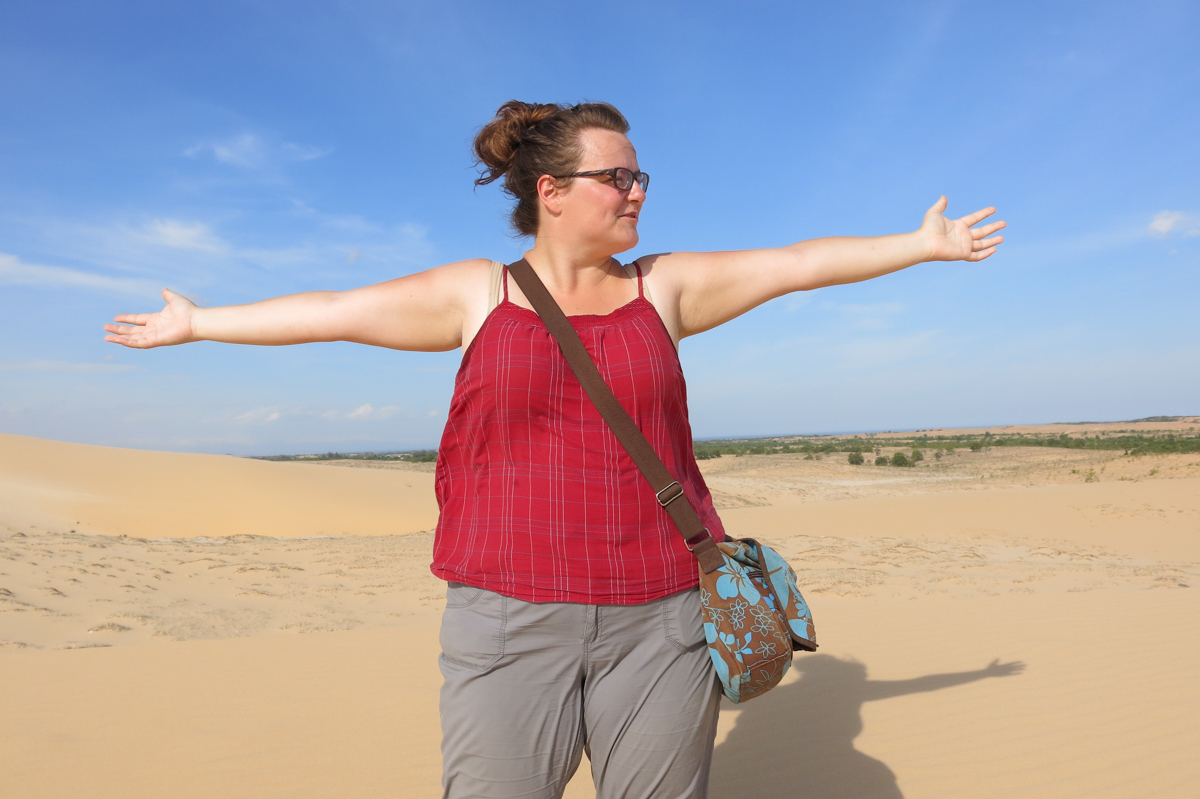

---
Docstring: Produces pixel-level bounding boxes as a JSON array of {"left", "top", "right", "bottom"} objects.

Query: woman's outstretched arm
[
  {"left": 104, "top": 258, "right": 490, "bottom": 352},
  {"left": 640, "top": 197, "right": 1005, "bottom": 341}
]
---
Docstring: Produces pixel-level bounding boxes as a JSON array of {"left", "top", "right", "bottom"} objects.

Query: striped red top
[{"left": 430, "top": 263, "right": 726, "bottom": 604}]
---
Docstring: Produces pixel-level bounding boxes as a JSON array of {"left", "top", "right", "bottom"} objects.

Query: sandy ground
[{"left": 1, "top": 426, "right": 1198, "bottom": 798}]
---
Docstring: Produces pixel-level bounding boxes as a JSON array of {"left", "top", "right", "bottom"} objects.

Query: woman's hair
[{"left": 473, "top": 101, "right": 630, "bottom": 236}]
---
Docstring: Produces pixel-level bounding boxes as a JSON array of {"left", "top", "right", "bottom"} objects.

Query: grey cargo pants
[{"left": 439, "top": 583, "right": 721, "bottom": 799}]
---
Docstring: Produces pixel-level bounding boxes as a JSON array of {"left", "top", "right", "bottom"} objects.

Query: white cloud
[
  {"left": 5, "top": 202, "right": 433, "bottom": 308},
  {"left": 281, "top": 142, "right": 334, "bottom": 162},
  {"left": 832, "top": 330, "right": 942, "bottom": 372},
  {"left": 1149, "top": 211, "right": 1200, "bottom": 238},
  {"left": 143, "top": 219, "right": 228, "bottom": 253},
  {"left": 185, "top": 133, "right": 332, "bottom": 169},
  {"left": 825, "top": 301, "right": 905, "bottom": 331},
  {"left": 322, "top": 403, "right": 403, "bottom": 421},
  {"left": 782, "top": 293, "right": 813, "bottom": 312},
  {"left": 0, "top": 252, "right": 161, "bottom": 296},
  {"left": 185, "top": 133, "right": 265, "bottom": 168},
  {"left": 348, "top": 403, "right": 402, "bottom": 420},
  {"left": 0, "top": 360, "right": 136, "bottom": 374},
  {"left": 235, "top": 406, "right": 282, "bottom": 424}
]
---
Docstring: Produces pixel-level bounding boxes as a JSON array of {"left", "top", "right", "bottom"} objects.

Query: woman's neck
[{"left": 523, "top": 237, "right": 621, "bottom": 295}]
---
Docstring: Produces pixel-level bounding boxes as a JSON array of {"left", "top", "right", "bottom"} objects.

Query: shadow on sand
[{"left": 710, "top": 655, "right": 1024, "bottom": 799}]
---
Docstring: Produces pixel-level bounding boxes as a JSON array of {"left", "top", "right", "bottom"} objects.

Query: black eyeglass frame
[{"left": 552, "top": 167, "right": 649, "bottom": 193}]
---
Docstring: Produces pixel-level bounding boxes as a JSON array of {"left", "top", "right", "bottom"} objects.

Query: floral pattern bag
[
  {"left": 701, "top": 538, "right": 817, "bottom": 703},
  {"left": 507, "top": 258, "right": 817, "bottom": 704}
]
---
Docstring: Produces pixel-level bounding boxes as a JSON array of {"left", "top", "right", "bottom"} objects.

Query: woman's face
[{"left": 550, "top": 128, "right": 645, "bottom": 255}]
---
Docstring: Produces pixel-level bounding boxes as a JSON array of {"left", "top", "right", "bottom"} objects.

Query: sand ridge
[{"left": 0, "top": 432, "right": 439, "bottom": 539}]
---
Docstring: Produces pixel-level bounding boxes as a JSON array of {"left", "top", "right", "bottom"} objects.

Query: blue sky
[{"left": 1, "top": 0, "right": 1197, "bottom": 455}]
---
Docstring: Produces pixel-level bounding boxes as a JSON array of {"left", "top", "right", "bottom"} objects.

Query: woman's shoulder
[
  {"left": 429, "top": 257, "right": 496, "bottom": 276},
  {"left": 414, "top": 257, "right": 496, "bottom": 299},
  {"left": 382, "top": 258, "right": 497, "bottom": 322}
]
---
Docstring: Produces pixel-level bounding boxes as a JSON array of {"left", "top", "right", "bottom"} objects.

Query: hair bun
[{"left": 473, "top": 101, "right": 561, "bottom": 186}]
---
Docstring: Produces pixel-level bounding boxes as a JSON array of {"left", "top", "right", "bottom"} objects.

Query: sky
[{"left": 1, "top": 0, "right": 1197, "bottom": 455}]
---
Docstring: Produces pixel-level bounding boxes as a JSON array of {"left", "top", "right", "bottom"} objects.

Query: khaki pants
[{"left": 439, "top": 584, "right": 721, "bottom": 799}]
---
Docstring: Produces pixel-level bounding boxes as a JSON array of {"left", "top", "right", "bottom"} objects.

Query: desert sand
[{"left": 2, "top": 426, "right": 1198, "bottom": 798}]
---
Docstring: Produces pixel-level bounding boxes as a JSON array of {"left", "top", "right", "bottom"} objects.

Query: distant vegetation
[
  {"left": 251, "top": 449, "right": 438, "bottom": 463},
  {"left": 248, "top": 422, "right": 1199, "bottom": 466},
  {"left": 692, "top": 426, "right": 1200, "bottom": 460}
]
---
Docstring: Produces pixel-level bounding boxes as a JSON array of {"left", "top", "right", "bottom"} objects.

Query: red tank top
[{"left": 430, "top": 263, "right": 726, "bottom": 604}]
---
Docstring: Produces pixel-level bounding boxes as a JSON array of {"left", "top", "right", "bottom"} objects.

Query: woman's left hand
[{"left": 921, "top": 196, "right": 1006, "bottom": 262}]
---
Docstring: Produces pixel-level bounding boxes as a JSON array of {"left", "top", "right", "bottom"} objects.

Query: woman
[{"left": 106, "top": 100, "right": 1004, "bottom": 799}]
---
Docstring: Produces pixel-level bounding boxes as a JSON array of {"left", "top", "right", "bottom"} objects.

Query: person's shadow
[{"left": 710, "top": 655, "right": 1025, "bottom": 798}]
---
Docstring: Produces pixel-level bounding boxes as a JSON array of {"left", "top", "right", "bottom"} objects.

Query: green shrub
[
  {"left": 912, "top": 449, "right": 924, "bottom": 462},
  {"left": 969, "top": 442, "right": 984, "bottom": 452},
  {"left": 891, "top": 452, "right": 911, "bottom": 467},
  {"left": 875, "top": 455, "right": 889, "bottom": 466},
  {"left": 848, "top": 452, "right": 864, "bottom": 465}
]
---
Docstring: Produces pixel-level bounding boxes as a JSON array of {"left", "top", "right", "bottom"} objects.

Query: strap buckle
[
  {"left": 685, "top": 528, "right": 711, "bottom": 552},
  {"left": 656, "top": 481, "right": 684, "bottom": 507}
]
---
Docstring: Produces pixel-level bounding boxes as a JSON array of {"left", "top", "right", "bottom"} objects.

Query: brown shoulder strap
[{"left": 507, "top": 259, "right": 723, "bottom": 574}]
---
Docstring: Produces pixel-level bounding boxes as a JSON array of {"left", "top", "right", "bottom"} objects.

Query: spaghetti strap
[
  {"left": 620, "top": 260, "right": 654, "bottom": 305},
  {"left": 487, "top": 260, "right": 505, "bottom": 314},
  {"left": 502, "top": 263, "right": 510, "bottom": 302}
]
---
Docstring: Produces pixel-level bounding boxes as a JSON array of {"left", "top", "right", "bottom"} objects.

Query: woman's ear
[{"left": 536, "top": 174, "right": 565, "bottom": 220}]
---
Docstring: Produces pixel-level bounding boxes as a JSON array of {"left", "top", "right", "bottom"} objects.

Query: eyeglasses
[{"left": 554, "top": 167, "right": 649, "bottom": 193}]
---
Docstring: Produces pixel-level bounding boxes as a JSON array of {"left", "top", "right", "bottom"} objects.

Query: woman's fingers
[
  {"left": 971, "top": 220, "right": 1007, "bottom": 239},
  {"left": 959, "top": 206, "right": 997, "bottom": 227},
  {"left": 974, "top": 235, "right": 1005, "bottom": 250},
  {"left": 113, "top": 312, "right": 155, "bottom": 325},
  {"left": 967, "top": 246, "right": 998, "bottom": 262}
]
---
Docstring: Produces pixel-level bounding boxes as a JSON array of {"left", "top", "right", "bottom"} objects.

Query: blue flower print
[
  {"left": 714, "top": 562, "right": 762, "bottom": 605},
  {"left": 728, "top": 599, "right": 749, "bottom": 630}
]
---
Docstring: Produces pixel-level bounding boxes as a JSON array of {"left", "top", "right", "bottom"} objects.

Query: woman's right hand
[{"left": 104, "top": 288, "right": 197, "bottom": 349}]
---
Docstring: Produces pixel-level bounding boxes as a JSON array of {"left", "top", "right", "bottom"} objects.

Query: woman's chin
[{"left": 611, "top": 230, "right": 639, "bottom": 254}]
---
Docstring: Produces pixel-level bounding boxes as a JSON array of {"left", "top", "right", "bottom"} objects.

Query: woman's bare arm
[
  {"left": 641, "top": 197, "right": 1005, "bottom": 340},
  {"left": 105, "top": 258, "right": 490, "bottom": 352}
]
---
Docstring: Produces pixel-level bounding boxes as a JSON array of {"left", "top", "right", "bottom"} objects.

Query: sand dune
[
  {"left": 0, "top": 432, "right": 439, "bottom": 538},
  {"left": 2, "top": 429, "right": 1198, "bottom": 797}
]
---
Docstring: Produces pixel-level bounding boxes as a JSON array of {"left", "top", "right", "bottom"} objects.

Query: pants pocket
[
  {"left": 662, "top": 587, "right": 707, "bottom": 653},
  {"left": 444, "top": 581, "right": 484, "bottom": 609},
  {"left": 440, "top": 585, "right": 506, "bottom": 671}
]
